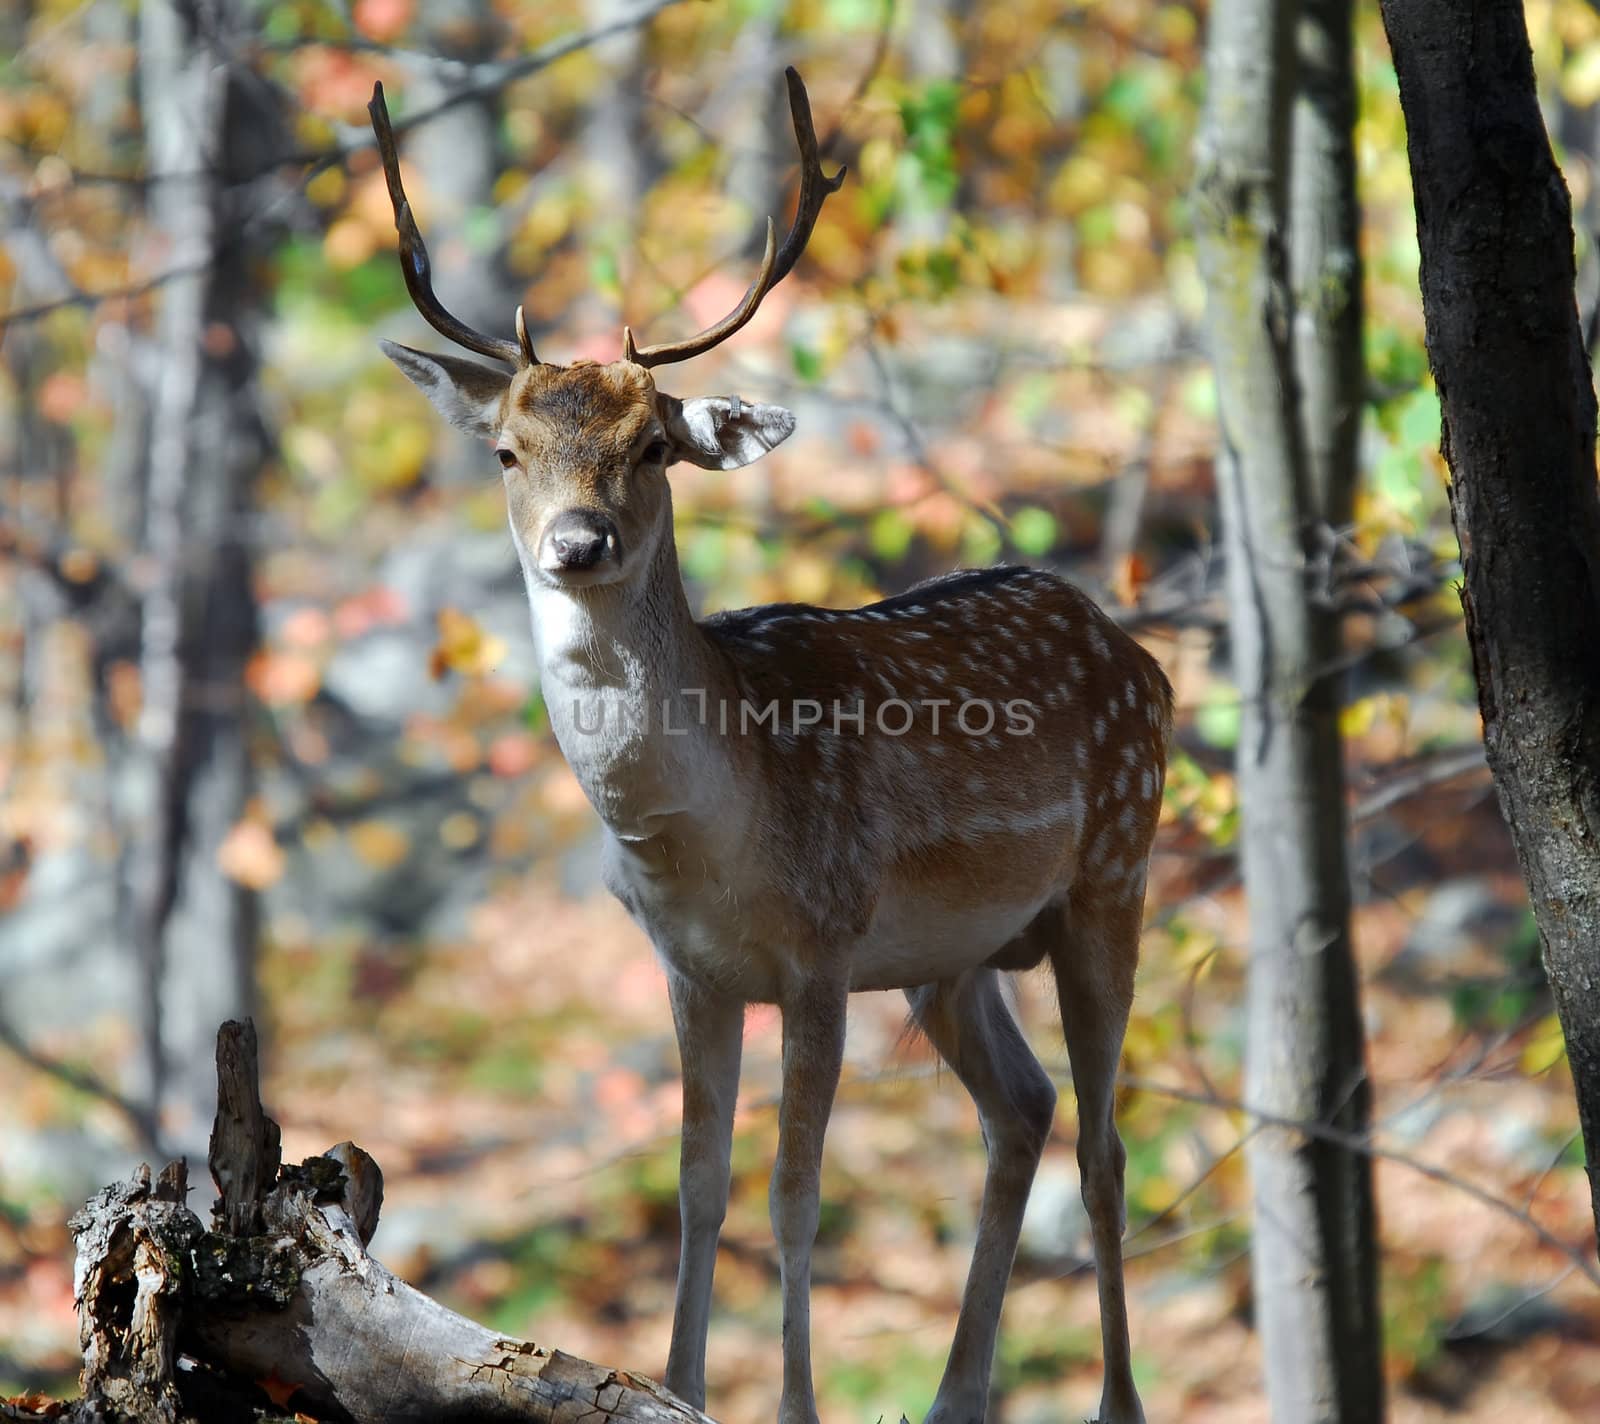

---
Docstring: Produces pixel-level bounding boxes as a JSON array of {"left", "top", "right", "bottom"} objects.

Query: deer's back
[{"left": 646, "top": 566, "right": 1174, "bottom": 990}]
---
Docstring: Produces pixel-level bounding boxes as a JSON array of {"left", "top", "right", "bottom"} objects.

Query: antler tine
[
  {"left": 627, "top": 67, "right": 847, "bottom": 370},
  {"left": 770, "top": 66, "right": 848, "bottom": 286},
  {"left": 368, "top": 83, "right": 529, "bottom": 368}
]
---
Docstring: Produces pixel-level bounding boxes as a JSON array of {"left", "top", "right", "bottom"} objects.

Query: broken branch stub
[{"left": 60, "top": 1019, "right": 722, "bottom": 1424}]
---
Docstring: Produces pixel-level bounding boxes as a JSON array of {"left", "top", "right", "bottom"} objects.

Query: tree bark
[
  {"left": 33, "top": 1021, "right": 722, "bottom": 1424},
  {"left": 1288, "top": 0, "right": 1385, "bottom": 1406},
  {"left": 130, "top": 0, "right": 272, "bottom": 1158},
  {"left": 1194, "top": 0, "right": 1384, "bottom": 1418},
  {"left": 1379, "top": 0, "right": 1600, "bottom": 1256},
  {"left": 1290, "top": 0, "right": 1363, "bottom": 533}
]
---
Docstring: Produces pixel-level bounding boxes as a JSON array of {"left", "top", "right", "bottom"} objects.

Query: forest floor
[{"left": 2, "top": 766, "right": 1598, "bottom": 1421}]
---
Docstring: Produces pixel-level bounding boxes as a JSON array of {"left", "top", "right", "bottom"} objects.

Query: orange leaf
[
  {"left": 1109, "top": 551, "right": 1151, "bottom": 606},
  {"left": 353, "top": 0, "right": 413, "bottom": 42},
  {"left": 488, "top": 732, "right": 539, "bottom": 779},
  {"left": 37, "top": 371, "right": 85, "bottom": 425},
  {"left": 4, "top": 1391, "right": 67, "bottom": 1417},
  {"left": 246, "top": 649, "right": 321, "bottom": 707},
  {"left": 282, "top": 607, "right": 332, "bottom": 649},
  {"left": 217, "top": 817, "right": 286, "bottom": 891},
  {"left": 256, "top": 1371, "right": 302, "bottom": 1409}
]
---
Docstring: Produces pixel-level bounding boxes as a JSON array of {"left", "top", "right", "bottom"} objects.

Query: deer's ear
[
  {"left": 659, "top": 394, "right": 796, "bottom": 470},
  {"left": 380, "top": 340, "right": 510, "bottom": 439}
]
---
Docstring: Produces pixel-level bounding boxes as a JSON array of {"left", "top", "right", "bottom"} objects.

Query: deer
[{"left": 369, "top": 68, "right": 1168, "bottom": 1424}]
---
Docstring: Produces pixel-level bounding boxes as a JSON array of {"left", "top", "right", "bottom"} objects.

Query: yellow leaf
[
  {"left": 305, "top": 166, "right": 345, "bottom": 208},
  {"left": 1138, "top": 1175, "right": 1180, "bottom": 1213},
  {"left": 349, "top": 820, "right": 410, "bottom": 871},
  {"left": 1172, "top": 927, "right": 1221, "bottom": 977},
  {"left": 1564, "top": 40, "right": 1600, "bottom": 106},
  {"left": 1339, "top": 695, "right": 1377, "bottom": 738},
  {"left": 1521, "top": 1014, "right": 1568, "bottom": 1076},
  {"left": 432, "top": 607, "right": 506, "bottom": 679}
]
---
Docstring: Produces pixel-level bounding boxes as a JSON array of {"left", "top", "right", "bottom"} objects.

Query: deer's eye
[
  {"left": 497, "top": 448, "right": 518, "bottom": 470},
  {"left": 641, "top": 439, "right": 668, "bottom": 466}
]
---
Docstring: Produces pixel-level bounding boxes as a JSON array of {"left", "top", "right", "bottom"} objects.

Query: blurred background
[{"left": 2, "top": 0, "right": 1599, "bottom": 1419}]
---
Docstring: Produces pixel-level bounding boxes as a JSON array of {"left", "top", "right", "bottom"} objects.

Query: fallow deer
[{"left": 371, "top": 69, "right": 1167, "bottom": 1424}]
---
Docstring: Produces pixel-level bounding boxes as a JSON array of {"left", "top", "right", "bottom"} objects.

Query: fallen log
[{"left": 10, "top": 1019, "right": 719, "bottom": 1424}]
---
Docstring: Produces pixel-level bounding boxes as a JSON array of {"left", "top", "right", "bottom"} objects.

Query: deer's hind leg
[
  {"left": 1052, "top": 892, "right": 1146, "bottom": 1424},
  {"left": 906, "top": 966, "right": 1058, "bottom": 1424}
]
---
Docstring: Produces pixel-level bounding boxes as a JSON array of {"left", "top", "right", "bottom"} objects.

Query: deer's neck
[{"left": 524, "top": 535, "right": 735, "bottom": 839}]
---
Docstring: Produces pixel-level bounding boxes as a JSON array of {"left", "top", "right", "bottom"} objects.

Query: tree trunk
[
  {"left": 1194, "top": 0, "right": 1385, "bottom": 1417},
  {"left": 1287, "top": 0, "right": 1385, "bottom": 1404},
  {"left": 1378, "top": 0, "right": 1600, "bottom": 1256},
  {"left": 30, "top": 1021, "right": 724, "bottom": 1424},
  {"left": 130, "top": 0, "right": 272, "bottom": 1159},
  {"left": 1290, "top": 0, "right": 1363, "bottom": 533}
]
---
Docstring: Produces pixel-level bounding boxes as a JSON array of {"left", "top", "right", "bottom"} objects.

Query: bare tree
[
  {"left": 1379, "top": 0, "right": 1600, "bottom": 1257},
  {"left": 1194, "top": 0, "right": 1384, "bottom": 1417},
  {"left": 128, "top": 0, "right": 281, "bottom": 1155}
]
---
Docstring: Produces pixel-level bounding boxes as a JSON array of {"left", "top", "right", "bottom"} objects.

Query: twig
[
  {"left": 1113, "top": 1073, "right": 1600, "bottom": 1289},
  {"left": 1350, "top": 744, "right": 1487, "bottom": 822},
  {"left": 0, "top": 262, "right": 209, "bottom": 333},
  {"left": 0, "top": 0, "right": 692, "bottom": 331},
  {"left": 0, "top": 1012, "right": 162, "bottom": 1153},
  {"left": 819, "top": 0, "right": 897, "bottom": 155}
]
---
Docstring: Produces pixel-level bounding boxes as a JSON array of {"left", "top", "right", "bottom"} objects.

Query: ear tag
[{"left": 729, "top": 394, "right": 742, "bottom": 420}]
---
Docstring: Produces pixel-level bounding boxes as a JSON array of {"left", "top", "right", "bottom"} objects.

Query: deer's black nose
[{"left": 544, "top": 510, "right": 621, "bottom": 572}]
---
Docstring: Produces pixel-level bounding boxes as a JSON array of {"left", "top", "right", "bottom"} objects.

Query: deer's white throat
[{"left": 522, "top": 554, "right": 734, "bottom": 843}]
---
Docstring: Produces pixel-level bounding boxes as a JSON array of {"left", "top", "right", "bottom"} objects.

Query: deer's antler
[
  {"left": 623, "top": 67, "right": 846, "bottom": 370},
  {"left": 369, "top": 82, "right": 535, "bottom": 368}
]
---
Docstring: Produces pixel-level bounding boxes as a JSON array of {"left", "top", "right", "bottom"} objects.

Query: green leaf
[
  {"left": 870, "top": 508, "right": 914, "bottom": 562},
  {"left": 822, "top": 0, "right": 885, "bottom": 28},
  {"left": 1397, "top": 385, "right": 1442, "bottom": 451},
  {"left": 1009, "top": 372, "right": 1056, "bottom": 428},
  {"left": 961, "top": 516, "right": 1003, "bottom": 567},
  {"left": 1371, "top": 444, "right": 1426, "bottom": 521},
  {"left": 1194, "top": 686, "right": 1240, "bottom": 751},
  {"left": 1010, "top": 506, "right": 1057, "bottom": 558},
  {"left": 1180, "top": 367, "right": 1217, "bottom": 421},
  {"left": 895, "top": 79, "right": 963, "bottom": 215},
  {"left": 464, "top": 205, "right": 499, "bottom": 254},
  {"left": 923, "top": 245, "right": 960, "bottom": 293},
  {"left": 1078, "top": 203, "right": 1118, "bottom": 246},
  {"left": 682, "top": 527, "right": 727, "bottom": 583},
  {"left": 790, "top": 342, "right": 823, "bottom": 384},
  {"left": 588, "top": 248, "right": 621, "bottom": 299},
  {"left": 261, "top": 3, "right": 304, "bottom": 42}
]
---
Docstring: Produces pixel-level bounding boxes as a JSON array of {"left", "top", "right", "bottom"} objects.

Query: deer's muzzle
[{"left": 540, "top": 509, "right": 622, "bottom": 579}]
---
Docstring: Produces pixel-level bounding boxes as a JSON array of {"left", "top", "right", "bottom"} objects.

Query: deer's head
[{"left": 371, "top": 71, "right": 843, "bottom": 593}]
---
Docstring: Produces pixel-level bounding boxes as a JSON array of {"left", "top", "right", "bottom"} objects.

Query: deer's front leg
[
  {"left": 771, "top": 977, "right": 848, "bottom": 1424},
  {"left": 664, "top": 973, "right": 744, "bottom": 1410}
]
